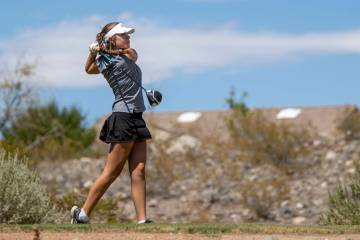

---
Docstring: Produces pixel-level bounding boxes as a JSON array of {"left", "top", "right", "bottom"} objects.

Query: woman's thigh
[
  {"left": 103, "top": 142, "right": 134, "bottom": 176},
  {"left": 128, "top": 140, "right": 147, "bottom": 174}
]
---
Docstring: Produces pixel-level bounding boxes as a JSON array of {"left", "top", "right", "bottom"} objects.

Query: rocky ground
[{"left": 37, "top": 122, "right": 360, "bottom": 225}]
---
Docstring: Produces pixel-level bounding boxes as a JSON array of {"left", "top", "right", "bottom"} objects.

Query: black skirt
[{"left": 99, "top": 112, "right": 152, "bottom": 143}]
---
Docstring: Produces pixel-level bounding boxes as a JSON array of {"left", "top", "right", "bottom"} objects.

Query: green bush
[
  {"left": 225, "top": 86, "right": 249, "bottom": 115},
  {"left": 1, "top": 100, "right": 97, "bottom": 164},
  {"left": 320, "top": 157, "right": 360, "bottom": 225},
  {"left": 337, "top": 106, "right": 360, "bottom": 141},
  {"left": 0, "top": 151, "right": 65, "bottom": 224}
]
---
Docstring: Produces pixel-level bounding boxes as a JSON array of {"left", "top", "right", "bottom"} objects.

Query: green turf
[{"left": 1, "top": 223, "right": 360, "bottom": 235}]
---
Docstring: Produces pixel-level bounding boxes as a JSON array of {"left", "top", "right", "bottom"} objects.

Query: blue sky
[{"left": 1, "top": 0, "right": 359, "bottom": 126}]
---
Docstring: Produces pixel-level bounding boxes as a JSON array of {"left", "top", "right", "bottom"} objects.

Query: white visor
[{"left": 104, "top": 23, "right": 135, "bottom": 42}]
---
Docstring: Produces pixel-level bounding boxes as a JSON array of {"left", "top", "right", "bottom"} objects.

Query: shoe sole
[{"left": 70, "top": 206, "right": 79, "bottom": 224}]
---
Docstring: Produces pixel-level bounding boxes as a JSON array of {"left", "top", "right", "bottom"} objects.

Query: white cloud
[{"left": 0, "top": 14, "right": 360, "bottom": 87}]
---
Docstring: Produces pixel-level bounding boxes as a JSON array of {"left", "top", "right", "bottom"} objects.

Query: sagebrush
[
  {"left": 0, "top": 151, "right": 65, "bottom": 224},
  {"left": 320, "top": 157, "right": 360, "bottom": 225}
]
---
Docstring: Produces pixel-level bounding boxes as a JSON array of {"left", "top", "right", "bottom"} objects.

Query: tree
[
  {"left": 1, "top": 100, "right": 97, "bottom": 163},
  {"left": 0, "top": 61, "right": 38, "bottom": 133}
]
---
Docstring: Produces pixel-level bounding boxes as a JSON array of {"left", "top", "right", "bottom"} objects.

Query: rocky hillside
[{"left": 37, "top": 105, "right": 360, "bottom": 224}]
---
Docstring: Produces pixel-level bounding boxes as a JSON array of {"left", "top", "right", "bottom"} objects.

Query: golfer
[{"left": 70, "top": 22, "right": 153, "bottom": 224}]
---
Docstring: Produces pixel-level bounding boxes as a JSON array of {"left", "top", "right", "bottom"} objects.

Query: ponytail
[{"left": 96, "top": 22, "right": 123, "bottom": 55}]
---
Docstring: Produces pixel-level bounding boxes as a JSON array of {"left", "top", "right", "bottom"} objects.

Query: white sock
[
  {"left": 137, "top": 219, "right": 147, "bottom": 224},
  {"left": 79, "top": 209, "right": 89, "bottom": 221}
]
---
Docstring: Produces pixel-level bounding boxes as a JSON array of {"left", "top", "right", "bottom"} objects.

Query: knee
[{"left": 131, "top": 164, "right": 146, "bottom": 180}]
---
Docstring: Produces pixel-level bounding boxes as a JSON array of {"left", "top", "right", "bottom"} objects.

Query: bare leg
[
  {"left": 128, "top": 140, "right": 147, "bottom": 222},
  {"left": 82, "top": 142, "right": 134, "bottom": 216}
]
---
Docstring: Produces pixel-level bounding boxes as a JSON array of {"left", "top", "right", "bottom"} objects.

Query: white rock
[
  {"left": 83, "top": 180, "right": 93, "bottom": 188},
  {"left": 321, "top": 182, "right": 327, "bottom": 188},
  {"left": 115, "top": 192, "right": 128, "bottom": 199},
  {"left": 276, "top": 108, "right": 302, "bottom": 119},
  {"left": 325, "top": 151, "right": 337, "bottom": 160},
  {"left": 296, "top": 203, "right": 304, "bottom": 209},
  {"left": 313, "top": 199, "right": 323, "bottom": 206},
  {"left": 166, "top": 134, "right": 202, "bottom": 154},
  {"left": 249, "top": 175, "right": 257, "bottom": 181},
  {"left": 177, "top": 112, "right": 202, "bottom": 123},
  {"left": 292, "top": 216, "right": 306, "bottom": 224},
  {"left": 242, "top": 208, "right": 250, "bottom": 217},
  {"left": 345, "top": 160, "right": 354, "bottom": 166},
  {"left": 312, "top": 139, "right": 322, "bottom": 147},
  {"left": 230, "top": 213, "right": 241, "bottom": 221},
  {"left": 348, "top": 168, "right": 356, "bottom": 174},
  {"left": 153, "top": 129, "right": 172, "bottom": 142},
  {"left": 148, "top": 199, "right": 158, "bottom": 207},
  {"left": 280, "top": 200, "right": 289, "bottom": 207},
  {"left": 73, "top": 188, "right": 80, "bottom": 194},
  {"left": 80, "top": 157, "right": 91, "bottom": 163}
]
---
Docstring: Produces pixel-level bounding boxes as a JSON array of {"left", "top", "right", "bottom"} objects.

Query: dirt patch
[{"left": 1, "top": 231, "right": 360, "bottom": 240}]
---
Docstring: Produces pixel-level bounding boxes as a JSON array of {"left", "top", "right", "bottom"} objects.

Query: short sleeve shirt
[{"left": 95, "top": 52, "right": 146, "bottom": 113}]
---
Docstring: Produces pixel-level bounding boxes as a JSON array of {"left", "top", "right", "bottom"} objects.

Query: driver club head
[{"left": 146, "top": 90, "right": 162, "bottom": 107}]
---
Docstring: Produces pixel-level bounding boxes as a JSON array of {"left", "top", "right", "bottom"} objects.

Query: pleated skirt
[{"left": 99, "top": 112, "right": 152, "bottom": 143}]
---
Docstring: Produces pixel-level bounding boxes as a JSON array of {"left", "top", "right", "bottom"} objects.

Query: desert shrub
[
  {"left": 224, "top": 88, "right": 313, "bottom": 171},
  {"left": 225, "top": 86, "right": 249, "bottom": 114},
  {"left": 336, "top": 106, "right": 360, "bottom": 141},
  {"left": 145, "top": 125, "right": 221, "bottom": 197},
  {"left": 320, "top": 157, "right": 360, "bottom": 225},
  {"left": 0, "top": 151, "right": 65, "bottom": 224},
  {"left": 240, "top": 178, "right": 289, "bottom": 221},
  {"left": 226, "top": 109, "right": 313, "bottom": 170},
  {"left": 1, "top": 100, "right": 97, "bottom": 164}
]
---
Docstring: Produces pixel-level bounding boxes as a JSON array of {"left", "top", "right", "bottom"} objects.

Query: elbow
[
  {"left": 85, "top": 67, "right": 95, "bottom": 74},
  {"left": 85, "top": 66, "right": 90, "bottom": 74},
  {"left": 85, "top": 64, "right": 99, "bottom": 74}
]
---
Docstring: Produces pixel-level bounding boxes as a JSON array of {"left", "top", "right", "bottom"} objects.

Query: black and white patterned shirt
[{"left": 95, "top": 52, "right": 146, "bottom": 113}]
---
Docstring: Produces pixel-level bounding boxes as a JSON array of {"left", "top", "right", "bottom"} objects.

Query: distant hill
[{"left": 93, "top": 104, "right": 356, "bottom": 146}]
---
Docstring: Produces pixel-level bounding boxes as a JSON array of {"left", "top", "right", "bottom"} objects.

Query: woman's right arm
[{"left": 85, "top": 52, "right": 100, "bottom": 74}]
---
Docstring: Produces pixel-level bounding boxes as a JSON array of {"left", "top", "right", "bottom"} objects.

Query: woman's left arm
[{"left": 85, "top": 52, "right": 100, "bottom": 74}]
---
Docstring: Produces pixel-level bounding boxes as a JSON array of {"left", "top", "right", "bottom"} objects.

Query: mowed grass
[{"left": 1, "top": 223, "right": 360, "bottom": 235}]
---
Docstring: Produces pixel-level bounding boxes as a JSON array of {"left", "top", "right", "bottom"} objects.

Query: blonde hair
[{"left": 96, "top": 22, "right": 123, "bottom": 55}]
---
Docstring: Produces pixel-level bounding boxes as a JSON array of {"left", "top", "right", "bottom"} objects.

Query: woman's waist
[
  {"left": 112, "top": 100, "right": 146, "bottom": 113},
  {"left": 111, "top": 111, "right": 144, "bottom": 118}
]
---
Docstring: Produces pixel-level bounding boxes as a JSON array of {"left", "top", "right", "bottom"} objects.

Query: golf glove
[{"left": 88, "top": 42, "right": 99, "bottom": 55}]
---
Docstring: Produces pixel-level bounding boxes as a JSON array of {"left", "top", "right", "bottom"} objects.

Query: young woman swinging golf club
[{"left": 70, "top": 22, "right": 161, "bottom": 224}]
